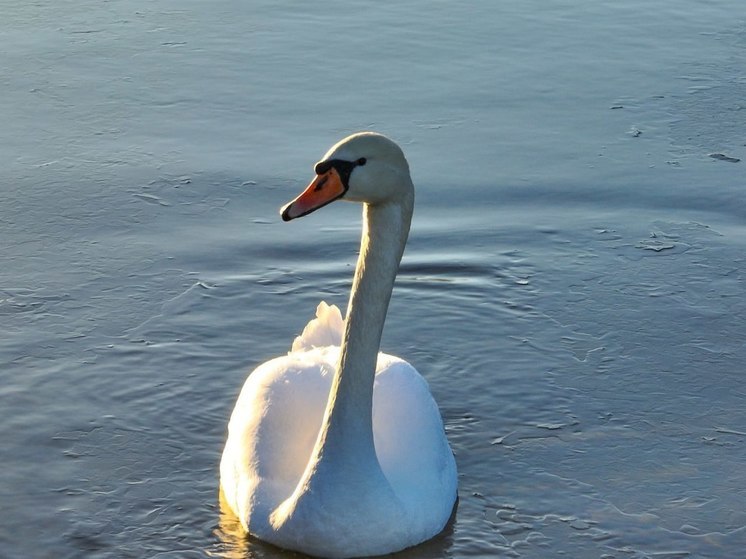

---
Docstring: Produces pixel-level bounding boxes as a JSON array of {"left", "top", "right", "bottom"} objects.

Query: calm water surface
[{"left": 2, "top": 1, "right": 745, "bottom": 557}]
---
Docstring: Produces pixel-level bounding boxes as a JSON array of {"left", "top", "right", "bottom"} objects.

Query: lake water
[{"left": 2, "top": 1, "right": 745, "bottom": 557}]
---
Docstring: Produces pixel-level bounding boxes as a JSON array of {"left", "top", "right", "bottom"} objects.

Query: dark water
[{"left": 2, "top": 1, "right": 745, "bottom": 557}]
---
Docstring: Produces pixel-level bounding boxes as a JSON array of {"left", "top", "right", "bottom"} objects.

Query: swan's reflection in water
[
  {"left": 214, "top": 490, "right": 249, "bottom": 558},
  {"left": 215, "top": 491, "right": 458, "bottom": 559}
]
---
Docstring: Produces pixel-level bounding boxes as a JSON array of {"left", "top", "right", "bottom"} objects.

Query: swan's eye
[{"left": 356, "top": 158, "right": 367, "bottom": 166}]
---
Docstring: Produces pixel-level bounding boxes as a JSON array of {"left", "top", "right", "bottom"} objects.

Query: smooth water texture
[{"left": 2, "top": 1, "right": 745, "bottom": 557}]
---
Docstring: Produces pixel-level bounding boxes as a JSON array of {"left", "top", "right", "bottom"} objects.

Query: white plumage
[{"left": 220, "top": 133, "right": 457, "bottom": 558}]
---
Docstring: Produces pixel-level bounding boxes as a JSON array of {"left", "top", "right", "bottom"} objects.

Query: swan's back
[
  {"left": 372, "top": 354, "right": 457, "bottom": 536},
  {"left": 220, "top": 303, "right": 457, "bottom": 554}
]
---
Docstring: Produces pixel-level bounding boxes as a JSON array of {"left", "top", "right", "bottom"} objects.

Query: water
[{"left": 2, "top": 1, "right": 745, "bottom": 557}]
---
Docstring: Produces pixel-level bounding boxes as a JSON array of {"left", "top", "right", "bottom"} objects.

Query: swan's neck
[
  {"left": 271, "top": 193, "right": 414, "bottom": 529},
  {"left": 316, "top": 195, "right": 412, "bottom": 469}
]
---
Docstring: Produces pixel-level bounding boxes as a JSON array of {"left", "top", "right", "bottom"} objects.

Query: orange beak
[{"left": 280, "top": 167, "right": 347, "bottom": 221}]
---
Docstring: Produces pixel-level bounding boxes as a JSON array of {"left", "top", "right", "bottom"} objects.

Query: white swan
[{"left": 220, "top": 132, "right": 457, "bottom": 558}]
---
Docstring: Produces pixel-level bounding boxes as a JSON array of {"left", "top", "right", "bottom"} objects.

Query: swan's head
[{"left": 281, "top": 132, "right": 413, "bottom": 221}]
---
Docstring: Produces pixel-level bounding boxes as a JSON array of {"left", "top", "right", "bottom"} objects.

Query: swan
[{"left": 220, "top": 132, "right": 458, "bottom": 558}]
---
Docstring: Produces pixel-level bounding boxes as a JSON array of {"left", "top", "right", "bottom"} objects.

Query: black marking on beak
[
  {"left": 313, "top": 159, "right": 361, "bottom": 191},
  {"left": 313, "top": 174, "right": 329, "bottom": 192}
]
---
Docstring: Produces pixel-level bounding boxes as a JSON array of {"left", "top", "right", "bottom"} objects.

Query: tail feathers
[{"left": 291, "top": 302, "right": 344, "bottom": 352}]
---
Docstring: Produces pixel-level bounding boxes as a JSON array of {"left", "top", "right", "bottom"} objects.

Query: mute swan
[{"left": 220, "top": 132, "right": 458, "bottom": 558}]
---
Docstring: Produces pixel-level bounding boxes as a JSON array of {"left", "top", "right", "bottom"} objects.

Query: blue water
[{"left": 2, "top": 1, "right": 745, "bottom": 557}]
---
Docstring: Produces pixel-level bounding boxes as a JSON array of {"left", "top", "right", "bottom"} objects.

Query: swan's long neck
[
  {"left": 271, "top": 179, "right": 415, "bottom": 529},
  {"left": 313, "top": 194, "right": 412, "bottom": 471}
]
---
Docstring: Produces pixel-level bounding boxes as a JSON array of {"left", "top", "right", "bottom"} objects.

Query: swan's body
[{"left": 220, "top": 133, "right": 457, "bottom": 558}]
